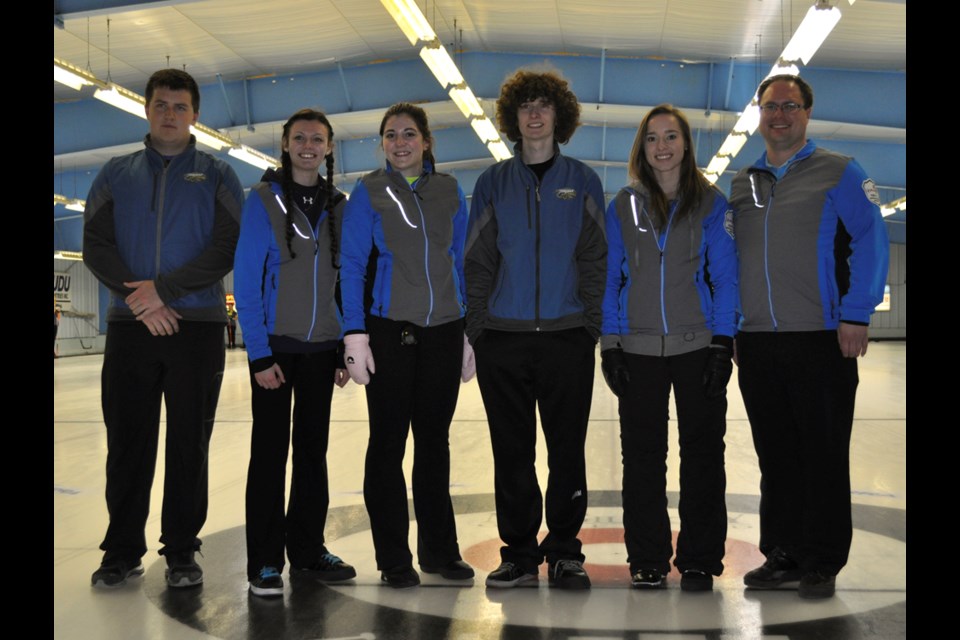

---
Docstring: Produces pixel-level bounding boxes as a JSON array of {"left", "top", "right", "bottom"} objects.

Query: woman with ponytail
[
  {"left": 339, "top": 103, "right": 474, "bottom": 589},
  {"left": 234, "top": 108, "right": 355, "bottom": 598}
]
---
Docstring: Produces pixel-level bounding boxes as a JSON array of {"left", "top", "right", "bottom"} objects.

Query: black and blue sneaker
[{"left": 249, "top": 566, "right": 284, "bottom": 597}]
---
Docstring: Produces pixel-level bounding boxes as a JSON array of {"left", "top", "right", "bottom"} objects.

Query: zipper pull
[{"left": 535, "top": 184, "right": 541, "bottom": 202}]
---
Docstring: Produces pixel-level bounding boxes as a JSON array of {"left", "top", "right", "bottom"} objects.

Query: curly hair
[
  {"left": 495, "top": 69, "right": 581, "bottom": 144},
  {"left": 628, "top": 104, "right": 712, "bottom": 229},
  {"left": 280, "top": 109, "right": 338, "bottom": 267}
]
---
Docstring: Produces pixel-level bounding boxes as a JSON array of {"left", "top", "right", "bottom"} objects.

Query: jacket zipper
[
  {"left": 641, "top": 201, "right": 677, "bottom": 336},
  {"left": 763, "top": 186, "right": 778, "bottom": 330},
  {"left": 534, "top": 183, "right": 542, "bottom": 331},
  {"left": 409, "top": 176, "right": 434, "bottom": 326},
  {"left": 155, "top": 164, "right": 168, "bottom": 276},
  {"left": 305, "top": 205, "right": 321, "bottom": 341}
]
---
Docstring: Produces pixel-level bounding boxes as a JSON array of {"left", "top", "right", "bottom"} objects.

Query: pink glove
[
  {"left": 344, "top": 333, "right": 376, "bottom": 385},
  {"left": 461, "top": 334, "right": 476, "bottom": 382}
]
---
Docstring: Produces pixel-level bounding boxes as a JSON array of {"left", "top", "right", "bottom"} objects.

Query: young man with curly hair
[{"left": 465, "top": 69, "right": 606, "bottom": 590}]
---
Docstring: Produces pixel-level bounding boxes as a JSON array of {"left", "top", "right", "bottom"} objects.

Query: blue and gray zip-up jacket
[
  {"left": 339, "top": 165, "right": 468, "bottom": 332},
  {"left": 232, "top": 170, "right": 347, "bottom": 369},
  {"left": 464, "top": 145, "right": 607, "bottom": 343},
  {"left": 729, "top": 141, "right": 888, "bottom": 332},
  {"left": 83, "top": 135, "right": 243, "bottom": 323},
  {"left": 600, "top": 183, "right": 738, "bottom": 356}
]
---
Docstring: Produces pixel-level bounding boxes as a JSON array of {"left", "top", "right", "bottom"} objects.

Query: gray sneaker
[
  {"left": 165, "top": 551, "right": 203, "bottom": 588},
  {"left": 91, "top": 559, "right": 144, "bottom": 589}
]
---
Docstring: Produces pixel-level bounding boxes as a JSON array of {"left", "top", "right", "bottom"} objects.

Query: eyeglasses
[
  {"left": 518, "top": 101, "right": 554, "bottom": 115},
  {"left": 759, "top": 102, "right": 806, "bottom": 114}
]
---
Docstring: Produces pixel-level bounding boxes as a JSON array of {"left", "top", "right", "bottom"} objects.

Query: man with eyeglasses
[
  {"left": 728, "top": 74, "right": 888, "bottom": 599},
  {"left": 465, "top": 69, "right": 606, "bottom": 590}
]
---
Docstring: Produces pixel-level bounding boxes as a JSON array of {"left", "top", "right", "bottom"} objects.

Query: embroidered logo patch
[
  {"left": 862, "top": 178, "right": 881, "bottom": 206},
  {"left": 723, "top": 209, "right": 735, "bottom": 239},
  {"left": 555, "top": 187, "right": 577, "bottom": 200},
  {"left": 184, "top": 172, "right": 207, "bottom": 183}
]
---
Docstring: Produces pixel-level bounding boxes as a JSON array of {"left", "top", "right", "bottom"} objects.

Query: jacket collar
[
  {"left": 143, "top": 133, "right": 197, "bottom": 158},
  {"left": 753, "top": 139, "right": 816, "bottom": 172},
  {"left": 512, "top": 140, "right": 562, "bottom": 163}
]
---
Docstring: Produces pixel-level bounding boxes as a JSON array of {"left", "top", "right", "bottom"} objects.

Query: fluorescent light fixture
[
  {"left": 54, "top": 250, "right": 84, "bottom": 261},
  {"left": 94, "top": 83, "right": 147, "bottom": 119},
  {"left": 780, "top": 3, "right": 842, "bottom": 65},
  {"left": 54, "top": 58, "right": 95, "bottom": 91},
  {"left": 190, "top": 124, "right": 231, "bottom": 151},
  {"left": 702, "top": 1, "right": 849, "bottom": 183},
  {"left": 229, "top": 144, "right": 280, "bottom": 170},
  {"left": 470, "top": 117, "right": 500, "bottom": 143},
  {"left": 768, "top": 63, "right": 801, "bottom": 77},
  {"left": 487, "top": 140, "right": 513, "bottom": 162},
  {"left": 449, "top": 86, "right": 484, "bottom": 118},
  {"left": 716, "top": 132, "right": 749, "bottom": 158},
  {"left": 380, "top": 0, "right": 437, "bottom": 45},
  {"left": 880, "top": 196, "right": 905, "bottom": 217},
  {"left": 54, "top": 194, "right": 86, "bottom": 211},
  {"left": 733, "top": 106, "right": 762, "bottom": 136},
  {"left": 419, "top": 44, "right": 464, "bottom": 88},
  {"left": 704, "top": 156, "right": 730, "bottom": 177},
  {"left": 379, "top": 2, "right": 512, "bottom": 161}
]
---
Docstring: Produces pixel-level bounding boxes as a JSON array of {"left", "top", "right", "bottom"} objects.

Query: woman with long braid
[{"left": 234, "top": 108, "right": 355, "bottom": 598}]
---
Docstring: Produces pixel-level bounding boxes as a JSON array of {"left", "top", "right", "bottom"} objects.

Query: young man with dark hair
[
  {"left": 84, "top": 68, "right": 244, "bottom": 589},
  {"left": 465, "top": 69, "right": 606, "bottom": 590}
]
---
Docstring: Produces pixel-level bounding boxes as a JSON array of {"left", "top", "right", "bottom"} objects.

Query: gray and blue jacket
[
  {"left": 729, "top": 141, "right": 888, "bottom": 332},
  {"left": 600, "top": 184, "right": 738, "bottom": 356},
  {"left": 233, "top": 174, "right": 346, "bottom": 368},
  {"left": 339, "top": 165, "right": 468, "bottom": 332}
]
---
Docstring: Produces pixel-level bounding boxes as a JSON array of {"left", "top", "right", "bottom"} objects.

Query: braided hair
[{"left": 279, "top": 109, "right": 340, "bottom": 268}]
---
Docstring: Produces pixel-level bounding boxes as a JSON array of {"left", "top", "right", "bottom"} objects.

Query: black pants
[
  {"left": 99, "top": 321, "right": 224, "bottom": 563},
  {"left": 737, "top": 331, "right": 858, "bottom": 575},
  {"left": 619, "top": 348, "right": 727, "bottom": 575},
  {"left": 363, "top": 316, "right": 464, "bottom": 570},
  {"left": 245, "top": 349, "right": 336, "bottom": 580},
  {"left": 475, "top": 328, "right": 594, "bottom": 572}
]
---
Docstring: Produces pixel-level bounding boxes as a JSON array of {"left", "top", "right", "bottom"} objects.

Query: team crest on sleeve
[
  {"left": 724, "top": 209, "right": 735, "bottom": 239},
  {"left": 862, "top": 179, "right": 881, "bottom": 205},
  {"left": 184, "top": 173, "right": 208, "bottom": 183},
  {"left": 555, "top": 188, "right": 577, "bottom": 200}
]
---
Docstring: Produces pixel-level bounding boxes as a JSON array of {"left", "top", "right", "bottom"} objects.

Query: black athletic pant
[
  {"left": 737, "top": 330, "right": 858, "bottom": 575},
  {"left": 245, "top": 349, "right": 336, "bottom": 580},
  {"left": 618, "top": 347, "right": 727, "bottom": 576},
  {"left": 475, "top": 328, "right": 595, "bottom": 572},
  {"left": 99, "top": 321, "right": 224, "bottom": 563},
  {"left": 363, "top": 316, "right": 465, "bottom": 571}
]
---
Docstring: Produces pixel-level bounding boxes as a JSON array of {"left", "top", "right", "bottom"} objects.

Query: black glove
[
  {"left": 702, "top": 339, "right": 733, "bottom": 398},
  {"left": 601, "top": 348, "right": 631, "bottom": 398}
]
